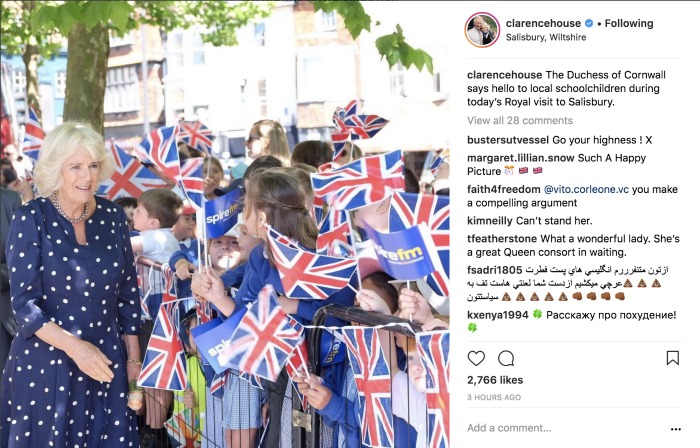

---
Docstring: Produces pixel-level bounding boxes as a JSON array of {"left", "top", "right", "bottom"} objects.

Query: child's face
[
  {"left": 407, "top": 349, "right": 426, "bottom": 392},
  {"left": 353, "top": 200, "right": 388, "bottom": 232},
  {"left": 237, "top": 224, "right": 260, "bottom": 262},
  {"left": 243, "top": 196, "right": 265, "bottom": 239},
  {"left": 132, "top": 204, "right": 156, "bottom": 232},
  {"left": 205, "top": 160, "right": 224, "bottom": 186},
  {"left": 172, "top": 213, "right": 196, "bottom": 241},
  {"left": 210, "top": 235, "right": 241, "bottom": 268}
]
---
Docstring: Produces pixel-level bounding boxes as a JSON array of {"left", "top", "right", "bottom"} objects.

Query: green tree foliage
[
  {"left": 314, "top": 1, "right": 433, "bottom": 74},
  {"left": 27, "top": 1, "right": 273, "bottom": 133},
  {"left": 1, "top": 0, "right": 63, "bottom": 122}
]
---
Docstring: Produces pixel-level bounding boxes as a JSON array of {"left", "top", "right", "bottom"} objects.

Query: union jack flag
[
  {"left": 285, "top": 316, "right": 309, "bottom": 408},
  {"left": 518, "top": 167, "right": 528, "bottom": 174},
  {"left": 389, "top": 192, "right": 450, "bottom": 297},
  {"left": 137, "top": 299, "right": 187, "bottom": 391},
  {"left": 331, "top": 131, "right": 351, "bottom": 162},
  {"left": 210, "top": 371, "right": 227, "bottom": 399},
  {"left": 238, "top": 371, "right": 265, "bottom": 389},
  {"left": 533, "top": 167, "right": 543, "bottom": 174},
  {"left": 311, "top": 150, "right": 405, "bottom": 211},
  {"left": 316, "top": 207, "right": 353, "bottom": 257},
  {"left": 134, "top": 125, "right": 181, "bottom": 181},
  {"left": 165, "top": 408, "right": 200, "bottom": 448},
  {"left": 417, "top": 330, "right": 450, "bottom": 448},
  {"left": 429, "top": 149, "right": 450, "bottom": 176},
  {"left": 177, "top": 157, "right": 205, "bottom": 210},
  {"left": 179, "top": 120, "right": 213, "bottom": 155},
  {"left": 267, "top": 226, "right": 357, "bottom": 300},
  {"left": 330, "top": 100, "right": 389, "bottom": 162},
  {"left": 313, "top": 195, "right": 325, "bottom": 227},
  {"left": 137, "top": 267, "right": 187, "bottom": 390},
  {"left": 196, "top": 299, "right": 213, "bottom": 325},
  {"left": 343, "top": 327, "right": 394, "bottom": 448},
  {"left": 21, "top": 106, "right": 44, "bottom": 161},
  {"left": 218, "top": 285, "right": 304, "bottom": 381},
  {"left": 97, "top": 141, "right": 168, "bottom": 200}
]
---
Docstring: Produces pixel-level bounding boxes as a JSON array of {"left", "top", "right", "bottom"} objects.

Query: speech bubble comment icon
[{"left": 498, "top": 350, "right": 515, "bottom": 367}]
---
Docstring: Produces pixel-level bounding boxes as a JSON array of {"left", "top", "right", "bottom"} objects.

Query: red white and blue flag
[
  {"left": 316, "top": 207, "right": 353, "bottom": 257},
  {"left": 178, "top": 120, "right": 213, "bottom": 155},
  {"left": 343, "top": 327, "right": 394, "bottom": 448},
  {"left": 429, "top": 149, "right": 449, "bottom": 176},
  {"left": 389, "top": 192, "right": 450, "bottom": 297},
  {"left": 519, "top": 167, "right": 528, "bottom": 174},
  {"left": 285, "top": 316, "right": 309, "bottom": 408},
  {"left": 210, "top": 371, "right": 227, "bottom": 399},
  {"left": 218, "top": 285, "right": 304, "bottom": 381},
  {"left": 21, "top": 106, "right": 44, "bottom": 161},
  {"left": 177, "top": 157, "right": 205, "bottom": 210},
  {"left": 97, "top": 140, "right": 168, "bottom": 200},
  {"left": 267, "top": 226, "right": 357, "bottom": 300},
  {"left": 311, "top": 150, "right": 404, "bottom": 211},
  {"left": 137, "top": 270, "right": 187, "bottom": 391},
  {"left": 330, "top": 100, "right": 389, "bottom": 162},
  {"left": 134, "top": 125, "right": 181, "bottom": 181},
  {"left": 417, "top": 330, "right": 450, "bottom": 448},
  {"left": 533, "top": 167, "right": 543, "bottom": 174}
]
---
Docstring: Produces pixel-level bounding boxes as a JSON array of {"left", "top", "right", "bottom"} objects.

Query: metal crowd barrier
[{"left": 135, "top": 257, "right": 427, "bottom": 448}]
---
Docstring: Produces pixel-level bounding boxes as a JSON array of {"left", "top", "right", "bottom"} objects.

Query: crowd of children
[{"left": 107, "top": 118, "right": 450, "bottom": 448}]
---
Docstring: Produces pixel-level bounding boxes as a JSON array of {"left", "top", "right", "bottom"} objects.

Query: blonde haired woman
[
  {"left": 1, "top": 122, "right": 142, "bottom": 447},
  {"left": 246, "top": 119, "right": 291, "bottom": 166}
]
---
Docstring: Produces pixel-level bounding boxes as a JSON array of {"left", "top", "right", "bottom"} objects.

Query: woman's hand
[
  {"left": 66, "top": 339, "right": 114, "bottom": 382},
  {"left": 398, "top": 288, "right": 434, "bottom": 324},
  {"left": 126, "top": 362, "right": 141, "bottom": 383}
]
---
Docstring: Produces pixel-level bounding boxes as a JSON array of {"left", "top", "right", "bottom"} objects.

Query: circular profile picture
[{"left": 465, "top": 12, "right": 500, "bottom": 48}]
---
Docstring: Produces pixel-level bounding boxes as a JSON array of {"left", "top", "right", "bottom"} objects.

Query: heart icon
[{"left": 468, "top": 350, "right": 485, "bottom": 366}]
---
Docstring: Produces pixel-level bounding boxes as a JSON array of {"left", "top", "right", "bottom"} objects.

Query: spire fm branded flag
[
  {"left": 363, "top": 222, "right": 439, "bottom": 282},
  {"left": 311, "top": 150, "right": 405, "bottom": 211},
  {"left": 204, "top": 187, "right": 241, "bottom": 238}
]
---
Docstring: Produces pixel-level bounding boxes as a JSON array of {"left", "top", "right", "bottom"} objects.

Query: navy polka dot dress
[{"left": 1, "top": 196, "right": 141, "bottom": 448}]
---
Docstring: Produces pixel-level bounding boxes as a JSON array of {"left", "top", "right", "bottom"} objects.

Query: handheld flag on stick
[
  {"left": 97, "top": 140, "right": 168, "bottom": 199},
  {"left": 267, "top": 226, "right": 358, "bottom": 300},
  {"left": 363, "top": 222, "right": 439, "bottom": 282},
  {"left": 343, "top": 327, "right": 394, "bottom": 448},
  {"left": 20, "top": 106, "right": 44, "bottom": 161},
  {"left": 417, "top": 330, "right": 450, "bottom": 448},
  {"left": 311, "top": 149, "right": 405, "bottom": 211},
  {"left": 178, "top": 120, "right": 213, "bottom": 155},
  {"left": 218, "top": 285, "right": 304, "bottom": 381}
]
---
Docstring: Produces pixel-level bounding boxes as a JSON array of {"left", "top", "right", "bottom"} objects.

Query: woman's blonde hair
[
  {"left": 34, "top": 122, "right": 114, "bottom": 198},
  {"left": 251, "top": 119, "right": 291, "bottom": 166}
]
